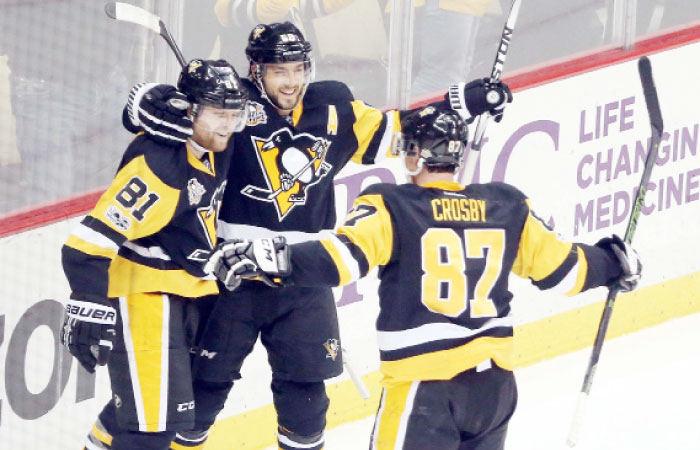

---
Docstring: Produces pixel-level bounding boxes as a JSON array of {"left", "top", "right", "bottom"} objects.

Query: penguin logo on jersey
[
  {"left": 241, "top": 129, "right": 332, "bottom": 220},
  {"left": 188, "top": 181, "right": 227, "bottom": 263}
]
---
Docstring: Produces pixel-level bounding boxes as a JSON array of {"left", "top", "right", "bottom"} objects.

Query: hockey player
[
  {"left": 205, "top": 106, "right": 642, "bottom": 450},
  {"left": 123, "top": 22, "right": 512, "bottom": 450},
  {"left": 60, "top": 59, "right": 248, "bottom": 450}
]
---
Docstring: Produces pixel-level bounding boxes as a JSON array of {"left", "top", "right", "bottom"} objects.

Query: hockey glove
[
  {"left": 596, "top": 234, "right": 642, "bottom": 292},
  {"left": 61, "top": 294, "right": 117, "bottom": 373},
  {"left": 448, "top": 78, "right": 513, "bottom": 123},
  {"left": 204, "top": 237, "right": 291, "bottom": 291},
  {"left": 124, "top": 83, "right": 193, "bottom": 146}
]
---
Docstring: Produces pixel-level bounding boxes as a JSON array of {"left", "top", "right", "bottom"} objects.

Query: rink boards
[{"left": 1, "top": 33, "right": 699, "bottom": 450}]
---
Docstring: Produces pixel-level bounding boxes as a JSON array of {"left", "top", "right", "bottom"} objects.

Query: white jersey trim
[
  {"left": 217, "top": 221, "right": 334, "bottom": 244},
  {"left": 376, "top": 315, "right": 514, "bottom": 352},
  {"left": 548, "top": 260, "right": 580, "bottom": 295},
  {"left": 73, "top": 223, "right": 120, "bottom": 252},
  {"left": 328, "top": 233, "right": 361, "bottom": 282},
  {"left": 122, "top": 241, "right": 172, "bottom": 261}
]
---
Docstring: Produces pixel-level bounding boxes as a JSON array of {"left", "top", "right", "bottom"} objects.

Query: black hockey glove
[
  {"left": 204, "top": 237, "right": 291, "bottom": 291},
  {"left": 123, "top": 83, "right": 193, "bottom": 146},
  {"left": 596, "top": 234, "right": 642, "bottom": 292},
  {"left": 448, "top": 78, "right": 513, "bottom": 123},
  {"left": 60, "top": 294, "right": 117, "bottom": 373}
]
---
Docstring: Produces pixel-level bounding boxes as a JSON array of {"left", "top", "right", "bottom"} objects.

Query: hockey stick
[
  {"left": 459, "top": 0, "right": 522, "bottom": 185},
  {"left": 566, "top": 55, "right": 663, "bottom": 447},
  {"left": 342, "top": 347, "right": 370, "bottom": 399},
  {"left": 105, "top": 2, "right": 187, "bottom": 68}
]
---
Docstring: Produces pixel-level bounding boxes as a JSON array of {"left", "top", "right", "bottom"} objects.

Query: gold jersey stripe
[
  {"left": 292, "top": 100, "right": 303, "bottom": 126},
  {"left": 107, "top": 256, "right": 218, "bottom": 298},
  {"left": 64, "top": 234, "right": 118, "bottom": 260},
  {"left": 349, "top": 101, "right": 384, "bottom": 164},
  {"left": 337, "top": 194, "right": 393, "bottom": 270},
  {"left": 379, "top": 336, "right": 514, "bottom": 387},
  {"left": 90, "top": 421, "right": 113, "bottom": 445},
  {"left": 512, "top": 212, "right": 573, "bottom": 282},
  {"left": 566, "top": 246, "right": 589, "bottom": 296},
  {"left": 319, "top": 238, "right": 352, "bottom": 286}
]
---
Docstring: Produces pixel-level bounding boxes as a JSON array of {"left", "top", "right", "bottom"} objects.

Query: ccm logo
[{"left": 177, "top": 401, "right": 195, "bottom": 412}]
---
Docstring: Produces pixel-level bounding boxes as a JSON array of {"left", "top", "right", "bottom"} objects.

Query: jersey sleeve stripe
[
  {"left": 122, "top": 241, "right": 172, "bottom": 261},
  {"left": 350, "top": 101, "right": 384, "bottom": 165},
  {"left": 337, "top": 234, "right": 370, "bottom": 277},
  {"left": 531, "top": 245, "right": 578, "bottom": 291},
  {"left": 70, "top": 222, "right": 121, "bottom": 252},
  {"left": 565, "top": 246, "right": 589, "bottom": 296},
  {"left": 512, "top": 212, "right": 573, "bottom": 282},
  {"left": 319, "top": 236, "right": 358, "bottom": 285},
  {"left": 65, "top": 234, "right": 118, "bottom": 260},
  {"left": 373, "top": 111, "right": 400, "bottom": 164}
]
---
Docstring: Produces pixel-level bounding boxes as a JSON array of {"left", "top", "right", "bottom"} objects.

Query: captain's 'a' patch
[{"left": 241, "top": 128, "right": 332, "bottom": 220}]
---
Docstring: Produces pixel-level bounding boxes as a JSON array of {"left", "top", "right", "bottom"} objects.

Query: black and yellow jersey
[
  {"left": 217, "top": 78, "right": 401, "bottom": 242},
  {"left": 289, "top": 181, "right": 622, "bottom": 385},
  {"left": 62, "top": 135, "right": 231, "bottom": 299}
]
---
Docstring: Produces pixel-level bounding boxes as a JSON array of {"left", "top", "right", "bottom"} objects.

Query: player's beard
[
  {"left": 267, "top": 86, "right": 303, "bottom": 113},
  {"left": 191, "top": 125, "right": 232, "bottom": 152}
]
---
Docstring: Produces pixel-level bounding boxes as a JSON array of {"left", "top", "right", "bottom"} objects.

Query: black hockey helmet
[
  {"left": 245, "top": 22, "right": 314, "bottom": 110},
  {"left": 394, "top": 106, "right": 469, "bottom": 172},
  {"left": 177, "top": 59, "right": 248, "bottom": 112},
  {"left": 245, "top": 22, "right": 312, "bottom": 65}
]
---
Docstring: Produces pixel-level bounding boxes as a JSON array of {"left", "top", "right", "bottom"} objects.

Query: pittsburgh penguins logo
[
  {"left": 188, "top": 180, "right": 227, "bottom": 262},
  {"left": 242, "top": 129, "right": 332, "bottom": 220}
]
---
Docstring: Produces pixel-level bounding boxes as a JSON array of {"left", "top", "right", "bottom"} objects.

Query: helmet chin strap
[{"left": 401, "top": 151, "right": 424, "bottom": 183}]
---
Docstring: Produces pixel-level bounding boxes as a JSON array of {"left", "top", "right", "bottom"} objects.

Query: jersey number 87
[{"left": 421, "top": 228, "right": 505, "bottom": 318}]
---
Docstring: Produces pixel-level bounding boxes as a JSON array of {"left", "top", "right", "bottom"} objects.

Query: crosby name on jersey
[
  {"left": 287, "top": 181, "right": 622, "bottom": 386},
  {"left": 217, "top": 78, "right": 400, "bottom": 241},
  {"left": 63, "top": 135, "right": 230, "bottom": 299}
]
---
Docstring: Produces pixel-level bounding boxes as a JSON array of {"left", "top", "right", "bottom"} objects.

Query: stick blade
[
  {"left": 104, "top": 1, "right": 161, "bottom": 34},
  {"left": 638, "top": 56, "right": 664, "bottom": 134}
]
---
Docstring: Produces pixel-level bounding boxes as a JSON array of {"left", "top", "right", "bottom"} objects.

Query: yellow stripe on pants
[{"left": 372, "top": 381, "right": 419, "bottom": 450}]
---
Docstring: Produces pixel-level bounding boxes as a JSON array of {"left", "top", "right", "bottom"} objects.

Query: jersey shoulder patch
[{"left": 305, "top": 80, "right": 354, "bottom": 106}]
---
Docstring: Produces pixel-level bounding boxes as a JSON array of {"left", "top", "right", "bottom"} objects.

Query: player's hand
[
  {"left": 60, "top": 294, "right": 117, "bottom": 373},
  {"left": 597, "top": 234, "right": 642, "bottom": 292},
  {"left": 448, "top": 78, "right": 513, "bottom": 123},
  {"left": 204, "top": 237, "right": 291, "bottom": 291},
  {"left": 123, "top": 83, "right": 193, "bottom": 146}
]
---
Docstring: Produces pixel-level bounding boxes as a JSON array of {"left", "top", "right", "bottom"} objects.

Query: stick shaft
[
  {"left": 567, "top": 55, "right": 663, "bottom": 447},
  {"left": 460, "top": 0, "right": 521, "bottom": 185}
]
